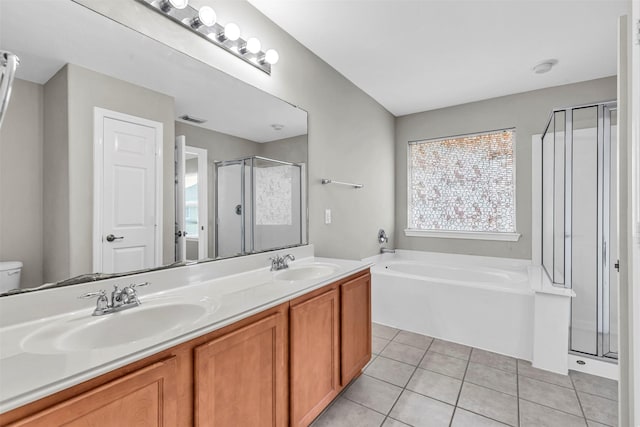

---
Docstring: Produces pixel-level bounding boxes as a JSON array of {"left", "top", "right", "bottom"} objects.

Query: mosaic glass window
[{"left": 408, "top": 129, "right": 515, "bottom": 232}]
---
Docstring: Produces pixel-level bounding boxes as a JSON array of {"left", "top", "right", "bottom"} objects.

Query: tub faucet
[{"left": 380, "top": 248, "right": 396, "bottom": 254}]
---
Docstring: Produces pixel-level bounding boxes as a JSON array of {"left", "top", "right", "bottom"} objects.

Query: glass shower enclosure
[
  {"left": 541, "top": 101, "right": 618, "bottom": 361},
  {"left": 215, "top": 156, "right": 304, "bottom": 258}
]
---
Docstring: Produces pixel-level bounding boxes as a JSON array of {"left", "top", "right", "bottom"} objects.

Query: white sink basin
[
  {"left": 274, "top": 263, "right": 339, "bottom": 281},
  {"left": 21, "top": 299, "right": 214, "bottom": 354}
]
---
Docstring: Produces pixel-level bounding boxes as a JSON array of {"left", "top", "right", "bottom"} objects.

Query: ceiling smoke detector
[
  {"left": 271, "top": 124, "right": 284, "bottom": 131},
  {"left": 532, "top": 59, "right": 558, "bottom": 74}
]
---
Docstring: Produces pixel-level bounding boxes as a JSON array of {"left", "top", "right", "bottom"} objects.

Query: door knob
[{"left": 106, "top": 234, "right": 124, "bottom": 242}]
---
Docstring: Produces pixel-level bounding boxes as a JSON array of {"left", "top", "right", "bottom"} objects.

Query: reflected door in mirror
[
  {"left": 175, "top": 136, "right": 208, "bottom": 262},
  {"left": 95, "top": 109, "right": 163, "bottom": 274}
]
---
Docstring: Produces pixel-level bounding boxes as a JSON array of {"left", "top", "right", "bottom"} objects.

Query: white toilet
[{"left": 0, "top": 261, "right": 22, "bottom": 293}]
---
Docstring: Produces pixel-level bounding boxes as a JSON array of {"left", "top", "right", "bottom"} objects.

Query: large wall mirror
[{"left": 0, "top": 0, "right": 308, "bottom": 295}]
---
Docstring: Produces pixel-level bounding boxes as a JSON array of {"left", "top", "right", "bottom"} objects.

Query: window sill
[{"left": 404, "top": 229, "right": 521, "bottom": 242}]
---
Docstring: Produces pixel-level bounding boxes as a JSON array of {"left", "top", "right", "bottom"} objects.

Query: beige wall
[
  {"left": 66, "top": 64, "right": 176, "bottom": 274},
  {"left": 43, "top": 69, "right": 70, "bottom": 283},
  {"left": 394, "top": 77, "right": 617, "bottom": 259},
  {"left": 77, "top": 0, "right": 396, "bottom": 261},
  {"left": 260, "top": 134, "right": 308, "bottom": 164},
  {"left": 0, "top": 79, "right": 44, "bottom": 288}
]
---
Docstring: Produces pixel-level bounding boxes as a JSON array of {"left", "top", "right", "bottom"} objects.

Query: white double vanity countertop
[{"left": 0, "top": 245, "right": 371, "bottom": 413}]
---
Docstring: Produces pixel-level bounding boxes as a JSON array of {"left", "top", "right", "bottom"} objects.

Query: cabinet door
[
  {"left": 8, "top": 357, "right": 178, "bottom": 427},
  {"left": 194, "top": 310, "right": 287, "bottom": 427},
  {"left": 341, "top": 273, "right": 372, "bottom": 385},
  {"left": 289, "top": 287, "right": 340, "bottom": 427}
]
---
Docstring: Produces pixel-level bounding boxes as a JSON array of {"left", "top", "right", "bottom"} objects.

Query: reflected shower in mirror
[
  {"left": 215, "top": 157, "right": 304, "bottom": 258},
  {"left": 0, "top": 0, "right": 308, "bottom": 295}
]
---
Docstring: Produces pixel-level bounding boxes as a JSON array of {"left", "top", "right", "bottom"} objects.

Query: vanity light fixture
[
  {"left": 137, "top": 0, "right": 278, "bottom": 75},
  {"left": 240, "top": 37, "right": 261, "bottom": 53},
  {"left": 191, "top": 6, "right": 216, "bottom": 28},
  {"left": 262, "top": 49, "right": 279, "bottom": 65},
  {"left": 222, "top": 23, "right": 241, "bottom": 42},
  {"left": 161, "top": 0, "right": 188, "bottom": 12}
]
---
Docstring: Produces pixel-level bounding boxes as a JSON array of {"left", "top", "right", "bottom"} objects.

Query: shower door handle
[{"left": 615, "top": 260, "right": 620, "bottom": 272}]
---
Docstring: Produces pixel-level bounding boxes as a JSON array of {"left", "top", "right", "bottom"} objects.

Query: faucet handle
[
  {"left": 130, "top": 281, "right": 150, "bottom": 289},
  {"left": 79, "top": 290, "right": 109, "bottom": 312},
  {"left": 282, "top": 254, "right": 295, "bottom": 268},
  {"left": 79, "top": 290, "right": 106, "bottom": 299}
]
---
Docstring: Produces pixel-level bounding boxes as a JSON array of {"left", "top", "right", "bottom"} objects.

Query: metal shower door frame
[{"left": 542, "top": 100, "right": 618, "bottom": 361}]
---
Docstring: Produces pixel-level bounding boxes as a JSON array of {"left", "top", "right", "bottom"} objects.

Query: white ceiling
[
  {"left": 0, "top": 0, "right": 307, "bottom": 142},
  {"left": 249, "top": 0, "right": 629, "bottom": 117}
]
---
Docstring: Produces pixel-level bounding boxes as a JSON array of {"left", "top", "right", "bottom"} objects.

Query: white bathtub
[{"left": 368, "top": 251, "right": 535, "bottom": 360}]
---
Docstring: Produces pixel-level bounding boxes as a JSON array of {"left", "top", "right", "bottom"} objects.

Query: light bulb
[
  {"left": 168, "top": 0, "right": 188, "bottom": 9},
  {"left": 264, "top": 49, "right": 279, "bottom": 65},
  {"left": 224, "top": 23, "right": 240, "bottom": 41},
  {"left": 198, "top": 6, "right": 216, "bottom": 27},
  {"left": 246, "top": 37, "right": 261, "bottom": 54}
]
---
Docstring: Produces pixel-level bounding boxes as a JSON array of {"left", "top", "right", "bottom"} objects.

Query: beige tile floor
[{"left": 311, "top": 323, "right": 619, "bottom": 427}]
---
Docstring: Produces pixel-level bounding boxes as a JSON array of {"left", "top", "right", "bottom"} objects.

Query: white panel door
[
  {"left": 175, "top": 135, "right": 186, "bottom": 262},
  {"left": 100, "top": 114, "right": 160, "bottom": 273}
]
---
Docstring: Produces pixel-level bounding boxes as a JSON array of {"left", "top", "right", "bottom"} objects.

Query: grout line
[
  {"left": 449, "top": 347, "right": 473, "bottom": 427},
  {"left": 518, "top": 396, "right": 588, "bottom": 420},
  {"left": 400, "top": 380, "right": 460, "bottom": 408},
  {"left": 384, "top": 339, "right": 434, "bottom": 353},
  {"left": 386, "top": 336, "right": 435, "bottom": 422},
  {"left": 388, "top": 339, "right": 434, "bottom": 351},
  {"left": 386, "top": 416, "right": 414, "bottom": 426},
  {"left": 427, "top": 347, "right": 471, "bottom": 362},
  {"left": 569, "top": 373, "right": 590, "bottom": 425},
  {"left": 454, "top": 407, "right": 513, "bottom": 427},
  {"left": 357, "top": 372, "right": 407, "bottom": 390},
  {"left": 419, "top": 364, "right": 465, "bottom": 382},
  {"left": 341, "top": 394, "right": 390, "bottom": 417},
  {"left": 372, "top": 333, "right": 397, "bottom": 341},
  {"left": 520, "top": 360, "right": 619, "bottom": 394},
  {"left": 572, "top": 388, "right": 619, "bottom": 403},
  {"left": 468, "top": 356, "right": 519, "bottom": 375},
  {"left": 372, "top": 354, "right": 421, "bottom": 370},
  {"left": 517, "top": 371, "right": 576, "bottom": 391},
  {"left": 462, "top": 377, "right": 517, "bottom": 398}
]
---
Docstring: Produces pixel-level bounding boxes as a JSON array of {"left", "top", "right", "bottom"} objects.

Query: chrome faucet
[
  {"left": 269, "top": 254, "right": 295, "bottom": 271},
  {"left": 80, "top": 282, "right": 150, "bottom": 316}
]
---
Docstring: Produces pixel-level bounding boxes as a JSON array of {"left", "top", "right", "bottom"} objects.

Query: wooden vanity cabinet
[
  {"left": 289, "top": 270, "right": 372, "bottom": 427},
  {"left": 340, "top": 272, "right": 372, "bottom": 386},
  {"left": 194, "top": 309, "right": 288, "bottom": 427},
  {"left": 5, "top": 357, "right": 178, "bottom": 427},
  {"left": 289, "top": 284, "right": 341, "bottom": 427}
]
